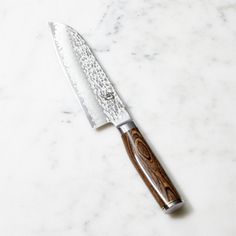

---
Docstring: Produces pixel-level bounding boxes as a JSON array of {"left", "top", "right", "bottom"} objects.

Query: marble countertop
[{"left": 0, "top": 0, "right": 236, "bottom": 235}]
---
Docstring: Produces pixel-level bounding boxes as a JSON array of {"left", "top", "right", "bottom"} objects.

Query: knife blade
[{"left": 49, "top": 22, "right": 184, "bottom": 214}]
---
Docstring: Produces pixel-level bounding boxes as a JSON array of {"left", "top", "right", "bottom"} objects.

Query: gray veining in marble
[{"left": 0, "top": 0, "right": 235, "bottom": 236}]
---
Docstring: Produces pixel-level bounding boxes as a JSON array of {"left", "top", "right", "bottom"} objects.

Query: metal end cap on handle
[{"left": 163, "top": 199, "right": 184, "bottom": 214}]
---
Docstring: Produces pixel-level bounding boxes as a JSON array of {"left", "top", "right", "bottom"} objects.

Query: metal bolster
[{"left": 117, "top": 121, "right": 136, "bottom": 134}]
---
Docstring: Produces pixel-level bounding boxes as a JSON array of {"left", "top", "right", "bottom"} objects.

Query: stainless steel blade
[{"left": 49, "top": 22, "right": 131, "bottom": 128}]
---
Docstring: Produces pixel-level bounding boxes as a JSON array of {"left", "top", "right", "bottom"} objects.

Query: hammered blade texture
[
  {"left": 66, "top": 25, "right": 130, "bottom": 125},
  {"left": 50, "top": 22, "right": 130, "bottom": 127},
  {"left": 50, "top": 22, "right": 107, "bottom": 128}
]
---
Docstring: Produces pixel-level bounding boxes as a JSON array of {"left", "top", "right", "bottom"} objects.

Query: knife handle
[{"left": 118, "top": 121, "right": 183, "bottom": 214}]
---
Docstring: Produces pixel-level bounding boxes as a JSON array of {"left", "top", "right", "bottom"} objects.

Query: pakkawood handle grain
[{"left": 118, "top": 122, "right": 183, "bottom": 214}]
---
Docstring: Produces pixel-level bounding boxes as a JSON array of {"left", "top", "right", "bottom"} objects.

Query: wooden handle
[{"left": 119, "top": 122, "right": 183, "bottom": 213}]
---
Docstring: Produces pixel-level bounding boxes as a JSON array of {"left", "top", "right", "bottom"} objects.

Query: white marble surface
[{"left": 0, "top": 0, "right": 236, "bottom": 235}]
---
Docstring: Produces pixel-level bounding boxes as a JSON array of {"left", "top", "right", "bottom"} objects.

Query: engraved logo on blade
[{"left": 100, "top": 89, "right": 115, "bottom": 101}]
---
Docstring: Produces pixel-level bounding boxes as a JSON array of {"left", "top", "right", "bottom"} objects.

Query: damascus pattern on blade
[
  {"left": 50, "top": 23, "right": 108, "bottom": 128},
  {"left": 66, "top": 25, "right": 130, "bottom": 125}
]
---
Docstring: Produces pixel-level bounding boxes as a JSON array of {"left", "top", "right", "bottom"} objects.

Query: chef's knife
[{"left": 49, "top": 22, "right": 184, "bottom": 214}]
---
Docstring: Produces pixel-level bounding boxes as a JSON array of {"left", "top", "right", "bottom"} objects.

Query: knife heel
[{"left": 118, "top": 121, "right": 183, "bottom": 214}]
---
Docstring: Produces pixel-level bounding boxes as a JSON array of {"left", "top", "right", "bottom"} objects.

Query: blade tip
[
  {"left": 48, "top": 22, "right": 80, "bottom": 37},
  {"left": 48, "top": 21, "right": 57, "bottom": 34},
  {"left": 48, "top": 22, "right": 66, "bottom": 32}
]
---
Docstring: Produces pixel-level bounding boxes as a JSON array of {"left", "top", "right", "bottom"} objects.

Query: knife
[{"left": 49, "top": 22, "right": 184, "bottom": 214}]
